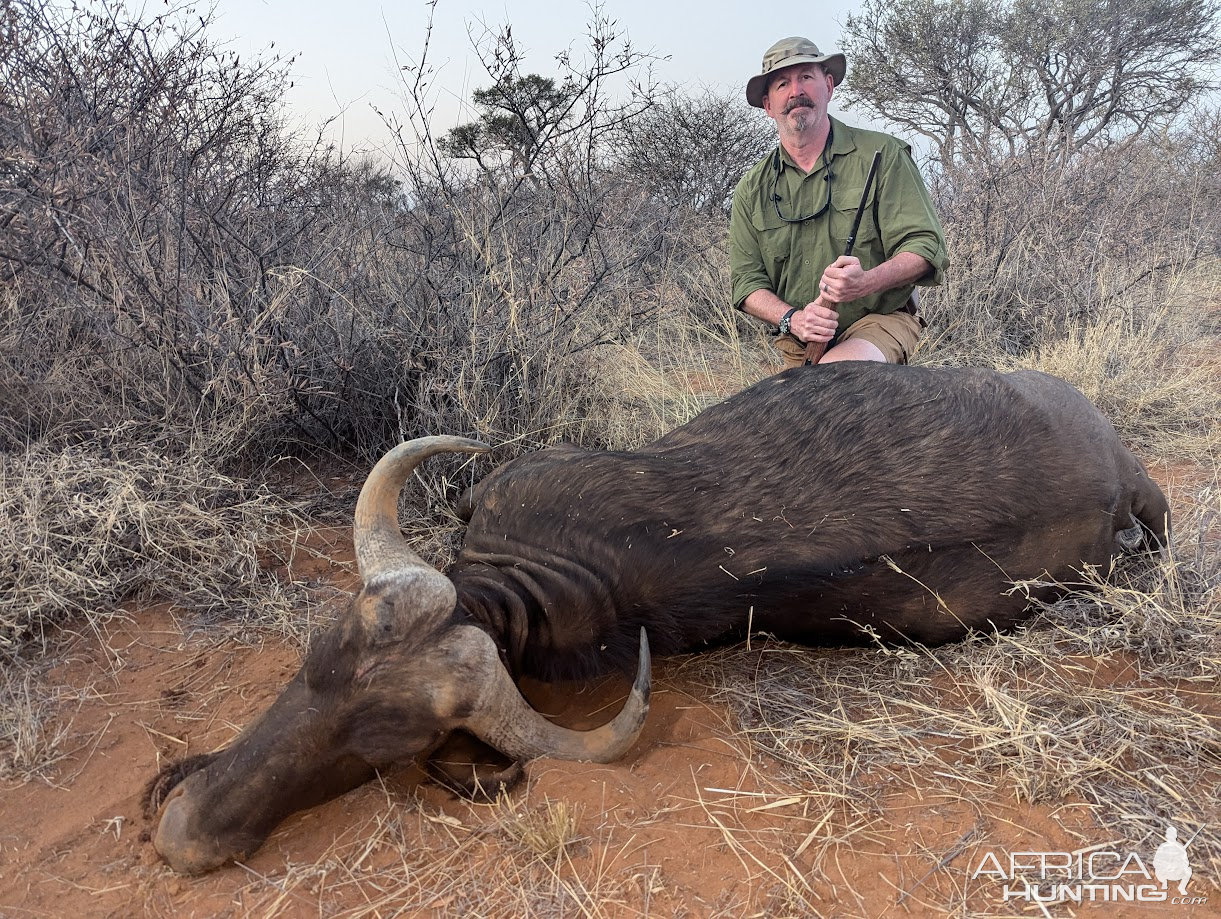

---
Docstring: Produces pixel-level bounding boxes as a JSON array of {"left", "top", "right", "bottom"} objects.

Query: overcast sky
[{"left": 202, "top": 0, "right": 866, "bottom": 153}]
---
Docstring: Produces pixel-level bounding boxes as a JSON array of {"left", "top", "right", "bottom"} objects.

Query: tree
[
  {"left": 433, "top": 13, "right": 656, "bottom": 181},
  {"left": 839, "top": 0, "right": 1221, "bottom": 163},
  {"left": 440, "top": 73, "right": 571, "bottom": 175},
  {"left": 611, "top": 87, "right": 775, "bottom": 216}
]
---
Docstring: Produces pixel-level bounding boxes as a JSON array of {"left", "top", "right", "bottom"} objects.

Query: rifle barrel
[
  {"left": 843, "top": 149, "right": 882, "bottom": 258},
  {"left": 802, "top": 149, "right": 883, "bottom": 366}
]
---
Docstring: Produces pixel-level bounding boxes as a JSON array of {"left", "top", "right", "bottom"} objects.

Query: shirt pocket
[
  {"left": 830, "top": 185, "right": 879, "bottom": 253},
  {"left": 751, "top": 206, "right": 793, "bottom": 286}
]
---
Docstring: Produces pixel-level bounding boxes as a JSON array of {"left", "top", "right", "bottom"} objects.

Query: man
[{"left": 730, "top": 37, "right": 947, "bottom": 368}]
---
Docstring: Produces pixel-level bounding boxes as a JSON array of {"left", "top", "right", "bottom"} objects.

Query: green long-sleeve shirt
[{"left": 729, "top": 117, "right": 947, "bottom": 333}]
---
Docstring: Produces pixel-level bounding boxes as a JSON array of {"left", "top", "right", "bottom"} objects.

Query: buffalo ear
[{"left": 425, "top": 731, "right": 523, "bottom": 799}]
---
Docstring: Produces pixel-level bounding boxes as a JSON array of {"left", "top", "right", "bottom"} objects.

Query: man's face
[{"left": 762, "top": 62, "right": 834, "bottom": 135}]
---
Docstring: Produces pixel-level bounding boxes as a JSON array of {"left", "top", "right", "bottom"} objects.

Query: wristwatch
[{"left": 777, "top": 307, "right": 800, "bottom": 337}]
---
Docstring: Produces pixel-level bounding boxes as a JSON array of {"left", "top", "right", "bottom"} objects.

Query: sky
[{"left": 200, "top": 0, "right": 867, "bottom": 154}]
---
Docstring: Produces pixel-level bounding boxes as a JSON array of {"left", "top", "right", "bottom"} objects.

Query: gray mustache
[{"left": 783, "top": 98, "right": 815, "bottom": 114}]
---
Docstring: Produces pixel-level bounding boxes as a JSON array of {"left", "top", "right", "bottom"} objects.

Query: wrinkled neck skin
[{"left": 450, "top": 550, "right": 628, "bottom": 685}]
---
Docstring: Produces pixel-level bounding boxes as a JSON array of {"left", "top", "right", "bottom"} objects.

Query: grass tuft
[
  {"left": 684, "top": 501, "right": 1221, "bottom": 895},
  {"left": 0, "top": 444, "right": 316, "bottom": 655},
  {"left": 493, "top": 792, "right": 587, "bottom": 861}
]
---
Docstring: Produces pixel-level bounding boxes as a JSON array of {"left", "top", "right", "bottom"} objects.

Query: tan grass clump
[
  {"left": 214, "top": 786, "right": 639, "bottom": 919},
  {"left": 0, "top": 660, "right": 69, "bottom": 781},
  {"left": 493, "top": 793, "right": 587, "bottom": 861},
  {"left": 0, "top": 443, "right": 311, "bottom": 654},
  {"left": 1007, "top": 299, "right": 1221, "bottom": 459},
  {"left": 601, "top": 292, "right": 773, "bottom": 447}
]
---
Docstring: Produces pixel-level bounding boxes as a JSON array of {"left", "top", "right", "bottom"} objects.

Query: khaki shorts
[{"left": 775, "top": 309, "right": 925, "bottom": 369}]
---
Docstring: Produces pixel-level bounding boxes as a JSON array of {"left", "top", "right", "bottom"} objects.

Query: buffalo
[{"left": 147, "top": 362, "right": 1169, "bottom": 874}]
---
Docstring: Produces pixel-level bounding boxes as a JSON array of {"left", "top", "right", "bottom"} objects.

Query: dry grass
[
  {"left": 1006, "top": 265, "right": 1221, "bottom": 459},
  {"left": 4, "top": 272, "right": 1218, "bottom": 917},
  {"left": 918, "top": 258, "right": 1221, "bottom": 458},
  {"left": 494, "top": 793, "right": 587, "bottom": 861},
  {"left": 5, "top": 267, "right": 1219, "bottom": 917},
  {"left": 0, "top": 444, "right": 341, "bottom": 780},
  {"left": 603, "top": 293, "right": 773, "bottom": 445},
  {"left": 681, "top": 494, "right": 1220, "bottom": 915},
  {"left": 0, "top": 444, "right": 315, "bottom": 654},
  {"left": 196, "top": 784, "right": 646, "bottom": 919},
  {"left": 0, "top": 660, "right": 70, "bottom": 781},
  {"left": 3, "top": 12, "right": 1219, "bottom": 911},
  {"left": 197, "top": 773, "right": 843, "bottom": 919}
]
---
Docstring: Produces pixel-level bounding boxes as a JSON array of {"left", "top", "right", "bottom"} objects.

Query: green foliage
[
  {"left": 840, "top": 0, "right": 1221, "bottom": 162},
  {"left": 440, "top": 74, "right": 572, "bottom": 174},
  {"left": 431, "top": 13, "right": 656, "bottom": 183}
]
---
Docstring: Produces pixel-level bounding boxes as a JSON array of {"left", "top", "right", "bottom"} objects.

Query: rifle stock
[{"left": 803, "top": 149, "right": 882, "bottom": 366}]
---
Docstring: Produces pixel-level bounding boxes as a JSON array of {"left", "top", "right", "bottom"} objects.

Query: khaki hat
[{"left": 746, "top": 37, "right": 847, "bottom": 108}]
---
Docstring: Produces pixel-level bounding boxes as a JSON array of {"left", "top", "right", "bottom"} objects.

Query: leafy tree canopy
[
  {"left": 839, "top": 0, "right": 1221, "bottom": 162},
  {"left": 440, "top": 73, "right": 573, "bottom": 174}
]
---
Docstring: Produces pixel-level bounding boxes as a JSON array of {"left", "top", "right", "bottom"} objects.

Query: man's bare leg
[{"left": 819, "top": 339, "right": 886, "bottom": 363}]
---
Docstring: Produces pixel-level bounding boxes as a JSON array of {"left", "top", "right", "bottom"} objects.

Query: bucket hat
[{"left": 746, "top": 37, "right": 846, "bottom": 108}]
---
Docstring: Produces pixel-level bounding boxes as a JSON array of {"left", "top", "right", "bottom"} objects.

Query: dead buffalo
[{"left": 147, "top": 362, "right": 1169, "bottom": 874}]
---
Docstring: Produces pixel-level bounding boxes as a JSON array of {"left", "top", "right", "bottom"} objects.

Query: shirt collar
[{"left": 776, "top": 116, "right": 858, "bottom": 173}]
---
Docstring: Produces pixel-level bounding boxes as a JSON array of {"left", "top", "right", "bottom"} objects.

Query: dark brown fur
[
  {"left": 451, "top": 363, "right": 1168, "bottom": 681},
  {"left": 148, "top": 362, "right": 1169, "bottom": 873}
]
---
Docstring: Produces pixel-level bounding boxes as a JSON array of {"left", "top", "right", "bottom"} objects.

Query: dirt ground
[{"left": 1, "top": 494, "right": 1216, "bottom": 919}]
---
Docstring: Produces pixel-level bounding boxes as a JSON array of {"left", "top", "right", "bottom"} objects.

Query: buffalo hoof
[
  {"left": 143, "top": 753, "right": 215, "bottom": 818},
  {"left": 425, "top": 731, "right": 524, "bottom": 799}
]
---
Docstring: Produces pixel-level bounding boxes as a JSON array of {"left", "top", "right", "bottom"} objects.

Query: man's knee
[
  {"left": 832, "top": 310, "right": 924, "bottom": 364},
  {"left": 820, "top": 339, "right": 886, "bottom": 363},
  {"left": 772, "top": 308, "right": 923, "bottom": 370}
]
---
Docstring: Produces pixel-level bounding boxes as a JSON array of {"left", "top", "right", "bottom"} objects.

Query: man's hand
[
  {"left": 789, "top": 255, "right": 867, "bottom": 343},
  {"left": 790, "top": 255, "right": 871, "bottom": 343},
  {"left": 789, "top": 297, "right": 838, "bottom": 343},
  {"left": 819, "top": 255, "right": 870, "bottom": 303}
]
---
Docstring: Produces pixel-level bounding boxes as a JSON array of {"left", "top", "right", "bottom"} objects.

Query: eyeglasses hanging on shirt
[{"left": 769, "top": 124, "right": 834, "bottom": 224}]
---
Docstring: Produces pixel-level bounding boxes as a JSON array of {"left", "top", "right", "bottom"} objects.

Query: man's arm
[
  {"left": 798, "top": 140, "right": 940, "bottom": 337},
  {"left": 743, "top": 249, "right": 929, "bottom": 345},
  {"left": 819, "top": 251, "right": 931, "bottom": 304},
  {"left": 870, "top": 142, "right": 946, "bottom": 285}
]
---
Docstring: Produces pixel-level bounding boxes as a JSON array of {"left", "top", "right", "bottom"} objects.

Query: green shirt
[{"left": 729, "top": 117, "right": 947, "bottom": 333}]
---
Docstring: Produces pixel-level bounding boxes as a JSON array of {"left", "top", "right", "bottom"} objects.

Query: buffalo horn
[
  {"left": 460, "top": 627, "right": 652, "bottom": 763},
  {"left": 354, "top": 435, "right": 490, "bottom": 583},
  {"left": 353, "top": 436, "right": 489, "bottom": 634}
]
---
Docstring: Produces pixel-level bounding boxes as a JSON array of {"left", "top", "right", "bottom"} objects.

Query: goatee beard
[{"left": 788, "top": 108, "right": 812, "bottom": 131}]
